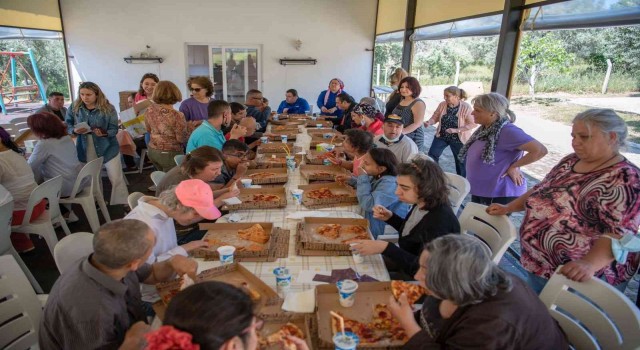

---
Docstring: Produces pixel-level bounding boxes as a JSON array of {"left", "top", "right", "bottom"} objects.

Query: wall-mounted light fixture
[
  {"left": 124, "top": 56, "right": 164, "bottom": 64},
  {"left": 279, "top": 58, "right": 317, "bottom": 66}
]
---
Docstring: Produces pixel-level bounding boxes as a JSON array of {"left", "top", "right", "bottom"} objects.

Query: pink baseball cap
[{"left": 175, "top": 179, "right": 221, "bottom": 220}]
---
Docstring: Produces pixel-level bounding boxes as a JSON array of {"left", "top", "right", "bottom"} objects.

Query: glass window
[{"left": 372, "top": 30, "right": 404, "bottom": 101}]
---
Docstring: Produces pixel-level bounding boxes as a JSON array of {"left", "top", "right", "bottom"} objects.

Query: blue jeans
[
  {"left": 526, "top": 271, "right": 630, "bottom": 295},
  {"left": 428, "top": 137, "right": 466, "bottom": 177}
]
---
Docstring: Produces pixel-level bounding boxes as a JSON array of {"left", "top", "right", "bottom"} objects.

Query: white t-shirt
[{"left": 0, "top": 150, "right": 37, "bottom": 210}]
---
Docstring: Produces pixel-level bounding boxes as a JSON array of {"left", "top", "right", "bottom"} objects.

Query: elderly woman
[
  {"left": 391, "top": 77, "right": 427, "bottom": 152},
  {"left": 389, "top": 234, "right": 568, "bottom": 349},
  {"left": 145, "top": 282, "right": 308, "bottom": 350},
  {"left": 385, "top": 67, "right": 408, "bottom": 117},
  {"left": 488, "top": 109, "right": 640, "bottom": 293},
  {"left": 459, "top": 93, "right": 547, "bottom": 206},
  {"left": 425, "top": 86, "right": 476, "bottom": 177},
  {"left": 145, "top": 81, "right": 188, "bottom": 172},
  {"left": 317, "top": 78, "right": 347, "bottom": 123},
  {"left": 179, "top": 76, "right": 214, "bottom": 122},
  {"left": 66, "top": 81, "right": 129, "bottom": 205},
  {"left": 351, "top": 158, "right": 459, "bottom": 277},
  {"left": 352, "top": 103, "right": 383, "bottom": 136}
]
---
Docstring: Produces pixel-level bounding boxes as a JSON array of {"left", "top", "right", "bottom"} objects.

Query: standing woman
[
  {"left": 391, "top": 77, "right": 427, "bottom": 152},
  {"left": 145, "top": 81, "right": 187, "bottom": 172},
  {"left": 134, "top": 73, "right": 158, "bottom": 103},
  {"left": 66, "top": 82, "right": 129, "bottom": 206},
  {"left": 317, "top": 78, "right": 347, "bottom": 124},
  {"left": 425, "top": 86, "right": 476, "bottom": 177},
  {"left": 384, "top": 68, "right": 408, "bottom": 117},
  {"left": 458, "top": 93, "right": 547, "bottom": 206},
  {"left": 179, "top": 76, "right": 214, "bottom": 122}
]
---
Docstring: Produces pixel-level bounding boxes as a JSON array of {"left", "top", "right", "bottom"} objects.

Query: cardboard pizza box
[
  {"left": 297, "top": 182, "right": 358, "bottom": 209},
  {"left": 196, "top": 222, "right": 275, "bottom": 257},
  {"left": 257, "top": 142, "right": 296, "bottom": 154},
  {"left": 259, "top": 313, "right": 315, "bottom": 350},
  {"left": 299, "top": 165, "right": 351, "bottom": 182},
  {"left": 270, "top": 124, "right": 300, "bottom": 132},
  {"left": 307, "top": 128, "right": 340, "bottom": 136},
  {"left": 266, "top": 131, "right": 298, "bottom": 141},
  {"left": 270, "top": 119, "right": 306, "bottom": 126},
  {"left": 294, "top": 229, "right": 352, "bottom": 257},
  {"left": 222, "top": 187, "right": 287, "bottom": 210},
  {"left": 297, "top": 217, "right": 371, "bottom": 251},
  {"left": 254, "top": 152, "right": 303, "bottom": 169},
  {"left": 154, "top": 263, "right": 281, "bottom": 320},
  {"left": 194, "top": 224, "right": 290, "bottom": 263},
  {"left": 241, "top": 167, "right": 289, "bottom": 184},
  {"left": 314, "top": 282, "right": 406, "bottom": 348},
  {"left": 305, "top": 120, "right": 334, "bottom": 128}
]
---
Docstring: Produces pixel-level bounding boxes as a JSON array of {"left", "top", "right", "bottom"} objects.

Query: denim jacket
[
  {"left": 65, "top": 104, "right": 120, "bottom": 163},
  {"left": 356, "top": 174, "right": 409, "bottom": 238}
]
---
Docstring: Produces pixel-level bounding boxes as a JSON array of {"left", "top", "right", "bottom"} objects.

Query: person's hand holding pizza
[
  {"left": 372, "top": 205, "right": 392, "bottom": 221},
  {"left": 388, "top": 293, "right": 421, "bottom": 338},
  {"left": 335, "top": 174, "right": 349, "bottom": 184},
  {"left": 350, "top": 240, "right": 388, "bottom": 256}
]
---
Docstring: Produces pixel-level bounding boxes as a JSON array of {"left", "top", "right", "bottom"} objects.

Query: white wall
[{"left": 60, "top": 0, "right": 377, "bottom": 109}]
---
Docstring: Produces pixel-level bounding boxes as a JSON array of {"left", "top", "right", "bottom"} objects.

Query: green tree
[
  {"left": 0, "top": 39, "right": 70, "bottom": 99},
  {"left": 517, "top": 33, "right": 574, "bottom": 94},
  {"left": 373, "top": 41, "right": 403, "bottom": 86}
]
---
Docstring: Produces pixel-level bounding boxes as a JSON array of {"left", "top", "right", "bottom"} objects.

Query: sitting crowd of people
[{"left": 2, "top": 68, "right": 638, "bottom": 349}]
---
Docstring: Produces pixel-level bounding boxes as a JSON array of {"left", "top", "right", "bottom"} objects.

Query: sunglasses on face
[{"left": 190, "top": 87, "right": 203, "bottom": 92}]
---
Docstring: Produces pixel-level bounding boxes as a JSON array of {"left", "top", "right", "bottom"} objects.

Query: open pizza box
[
  {"left": 241, "top": 167, "right": 289, "bottom": 185},
  {"left": 257, "top": 142, "right": 296, "bottom": 154},
  {"left": 295, "top": 230, "right": 352, "bottom": 257},
  {"left": 153, "top": 263, "right": 281, "bottom": 321},
  {"left": 193, "top": 222, "right": 289, "bottom": 262},
  {"left": 313, "top": 282, "right": 406, "bottom": 349},
  {"left": 305, "top": 120, "right": 334, "bottom": 128},
  {"left": 297, "top": 182, "right": 358, "bottom": 209},
  {"left": 222, "top": 187, "right": 287, "bottom": 210},
  {"left": 259, "top": 312, "right": 315, "bottom": 350},
  {"left": 266, "top": 131, "right": 299, "bottom": 141},
  {"left": 299, "top": 165, "right": 351, "bottom": 182},
  {"left": 270, "top": 124, "right": 301, "bottom": 132},
  {"left": 270, "top": 119, "right": 307, "bottom": 126},
  {"left": 254, "top": 152, "right": 303, "bottom": 169},
  {"left": 307, "top": 128, "right": 340, "bottom": 136},
  {"left": 297, "top": 217, "right": 371, "bottom": 252},
  {"left": 304, "top": 150, "right": 332, "bottom": 165},
  {"left": 310, "top": 134, "right": 345, "bottom": 147}
]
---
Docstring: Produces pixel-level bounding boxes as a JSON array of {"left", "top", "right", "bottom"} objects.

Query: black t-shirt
[{"left": 52, "top": 109, "right": 64, "bottom": 121}]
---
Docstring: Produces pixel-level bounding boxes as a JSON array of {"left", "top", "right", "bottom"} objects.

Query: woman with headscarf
[{"left": 317, "top": 78, "right": 347, "bottom": 125}]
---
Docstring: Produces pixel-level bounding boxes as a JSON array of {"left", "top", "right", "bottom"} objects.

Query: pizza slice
[
  {"left": 265, "top": 323, "right": 305, "bottom": 350},
  {"left": 391, "top": 280, "right": 427, "bottom": 305},
  {"left": 331, "top": 313, "right": 379, "bottom": 344},
  {"left": 343, "top": 225, "right": 367, "bottom": 237},
  {"left": 238, "top": 224, "right": 270, "bottom": 244},
  {"left": 316, "top": 224, "right": 341, "bottom": 239},
  {"left": 369, "top": 304, "right": 408, "bottom": 342}
]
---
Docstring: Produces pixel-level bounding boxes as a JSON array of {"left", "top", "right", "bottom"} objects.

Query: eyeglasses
[
  {"left": 190, "top": 87, "right": 203, "bottom": 92},
  {"left": 224, "top": 151, "right": 249, "bottom": 159}
]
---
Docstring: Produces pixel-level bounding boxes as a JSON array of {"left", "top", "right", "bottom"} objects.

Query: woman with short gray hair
[
  {"left": 389, "top": 234, "right": 568, "bottom": 349},
  {"left": 488, "top": 108, "right": 640, "bottom": 294},
  {"left": 459, "top": 92, "right": 547, "bottom": 206}
]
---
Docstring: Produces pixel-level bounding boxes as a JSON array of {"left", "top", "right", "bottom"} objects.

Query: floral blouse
[
  {"left": 520, "top": 153, "right": 640, "bottom": 285},
  {"left": 144, "top": 104, "right": 187, "bottom": 152}
]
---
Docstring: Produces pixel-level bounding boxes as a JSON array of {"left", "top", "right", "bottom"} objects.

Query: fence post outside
[
  {"left": 454, "top": 61, "right": 460, "bottom": 85},
  {"left": 601, "top": 59, "right": 613, "bottom": 94}
]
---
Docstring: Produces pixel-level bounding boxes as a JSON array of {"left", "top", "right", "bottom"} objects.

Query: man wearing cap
[
  {"left": 125, "top": 179, "right": 219, "bottom": 303},
  {"left": 352, "top": 104, "right": 383, "bottom": 136},
  {"left": 40, "top": 219, "right": 198, "bottom": 350},
  {"left": 374, "top": 114, "right": 419, "bottom": 163}
]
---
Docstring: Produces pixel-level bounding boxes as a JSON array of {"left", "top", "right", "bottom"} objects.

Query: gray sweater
[
  {"left": 28, "top": 136, "right": 87, "bottom": 197},
  {"left": 374, "top": 134, "right": 419, "bottom": 163}
]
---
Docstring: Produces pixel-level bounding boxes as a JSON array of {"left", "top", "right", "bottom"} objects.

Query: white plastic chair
[
  {"left": 53, "top": 232, "right": 94, "bottom": 274},
  {"left": 150, "top": 171, "right": 166, "bottom": 187},
  {"left": 59, "top": 157, "right": 109, "bottom": 233},
  {"left": 458, "top": 202, "right": 516, "bottom": 263},
  {"left": 444, "top": 172, "right": 470, "bottom": 214},
  {"left": 127, "top": 192, "right": 145, "bottom": 209},
  {"left": 9, "top": 117, "right": 28, "bottom": 126},
  {"left": 0, "top": 255, "right": 42, "bottom": 349},
  {"left": 11, "top": 176, "right": 70, "bottom": 257},
  {"left": 0, "top": 200, "right": 43, "bottom": 294},
  {"left": 539, "top": 266, "right": 640, "bottom": 350},
  {"left": 174, "top": 154, "right": 185, "bottom": 166}
]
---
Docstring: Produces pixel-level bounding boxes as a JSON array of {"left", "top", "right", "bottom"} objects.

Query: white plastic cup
[
  {"left": 240, "top": 179, "right": 253, "bottom": 188},
  {"left": 273, "top": 114, "right": 279, "bottom": 121},
  {"left": 336, "top": 279, "right": 359, "bottom": 308},
  {"left": 286, "top": 156, "right": 296, "bottom": 171},
  {"left": 273, "top": 267, "right": 292, "bottom": 298},
  {"left": 281, "top": 134, "right": 288, "bottom": 143},
  {"left": 325, "top": 144, "right": 336, "bottom": 152},
  {"left": 260, "top": 136, "right": 269, "bottom": 144},
  {"left": 291, "top": 189, "right": 303, "bottom": 204},
  {"left": 323, "top": 133, "right": 333, "bottom": 139},
  {"left": 349, "top": 243, "right": 363, "bottom": 264},
  {"left": 217, "top": 245, "right": 236, "bottom": 265},
  {"left": 316, "top": 123, "right": 323, "bottom": 128},
  {"left": 333, "top": 332, "right": 359, "bottom": 350}
]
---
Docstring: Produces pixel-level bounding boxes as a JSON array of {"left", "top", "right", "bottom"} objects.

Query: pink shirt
[
  {"left": 134, "top": 93, "right": 148, "bottom": 104},
  {"left": 352, "top": 155, "right": 365, "bottom": 176}
]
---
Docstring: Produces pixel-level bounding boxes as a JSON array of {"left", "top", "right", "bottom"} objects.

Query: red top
[
  {"left": 224, "top": 133, "right": 245, "bottom": 142},
  {"left": 366, "top": 119, "right": 383, "bottom": 136}
]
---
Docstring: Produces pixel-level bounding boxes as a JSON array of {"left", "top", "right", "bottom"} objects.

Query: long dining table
[{"left": 194, "top": 122, "right": 391, "bottom": 292}]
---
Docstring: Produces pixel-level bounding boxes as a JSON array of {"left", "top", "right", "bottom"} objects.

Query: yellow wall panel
[
  {"left": 0, "top": 0, "right": 62, "bottom": 31},
  {"left": 525, "top": 0, "right": 548, "bottom": 4},
  {"left": 376, "top": 0, "right": 408, "bottom": 34},
  {"left": 415, "top": 0, "right": 504, "bottom": 27}
]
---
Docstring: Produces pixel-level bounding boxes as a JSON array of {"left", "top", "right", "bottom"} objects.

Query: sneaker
[{"left": 65, "top": 211, "right": 80, "bottom": 223}]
